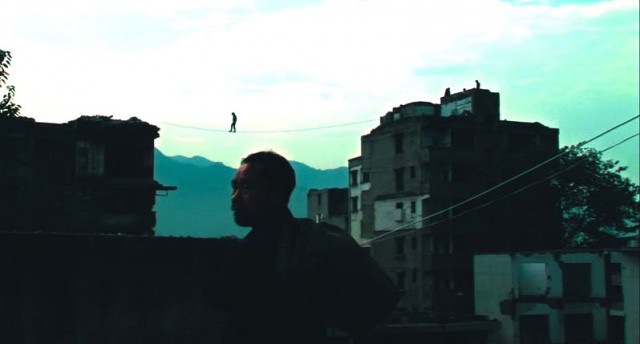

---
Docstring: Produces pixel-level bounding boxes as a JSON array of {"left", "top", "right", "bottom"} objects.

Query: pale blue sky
[{"left": 2, "top": 0, "right": 638, "bottom": 182}]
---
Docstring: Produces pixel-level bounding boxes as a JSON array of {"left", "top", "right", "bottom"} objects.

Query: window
[
  {"left": 411, "top": 236, "right": 417, "bottom": 250},
  {"left": 422, "top": 235, "right": 432, "bottom": 253},
  {"left": 395, "top": 202, "right": 404, "bottom": 222},
  {"left": 75, "top": 141, "right": 105, "bottom": 176},
  {"left": 441, "top": 165, "right": 451, "bottom": 182},
  {"left": 409, "top": 166, "right": 416, "bottom": 179},
  {"left": 565, "top": 314, "right": 593, "bottom": 343},
  {"left": 349, "top": 170, "right": 358, "bottom": 186},
  {"left": 452, "top": 164, "right": 477, "bottom": 182},
  {"left": 518, "top": 263, "right": 548, "bottom": 296},
  {"left": 350, "top": 196, "right": 359, "bottom": 213},
  {"left": 394, "top": 134, "right": 404, "bottom": 153},
  {"left": 451, "top": 128, "right": 475, "bottom": 148},
  {"left": 563, "top": 263, "right": 591, "bottom": 299},
  {"left": 436, "top": 236, "right": 453, "bottom": 254},
  {"left": 395, "top": 168, "right": 405, "bottom": 191},
  {"left": 396, "top": 271, "right": 406, "bottom": 290},
  {"left": 317, "top": 193, "right": 322, "bottom": 206},
  {"left": 410, "top": 201, "right": 416, "bottom": 214},
  {"left": 362, "top": 172, "right": 370, "bottom": 183},
  {"left": 609, "top": 263, "right": 622, "bottom": 303},
  {"left": 608, "top": 315, "right": 625, "bottom": 343},
  {"left": 421, "top": 163, "right": 430, "bottom": 183},
  {"left": 520, "top": 315, "right": 550, "bottom": 344},
  {"left": 395, "top": 237, "right": 405, "bottom": 256},
  {"left": 412, "top": 270, "right": 418, "bottom": 283}
]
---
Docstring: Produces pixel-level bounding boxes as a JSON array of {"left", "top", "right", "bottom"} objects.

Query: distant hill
[{"left": 153, "top": 149, "right": 348, "bottom": 238}]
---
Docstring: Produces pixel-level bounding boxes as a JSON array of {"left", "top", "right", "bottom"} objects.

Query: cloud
[{"left": 2, "top": 0, "right": 638, "bottom": 178}]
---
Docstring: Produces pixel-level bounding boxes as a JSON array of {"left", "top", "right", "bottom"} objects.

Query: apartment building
[{"left": 348, "top": 87, "right": 562, "bottom": 314}]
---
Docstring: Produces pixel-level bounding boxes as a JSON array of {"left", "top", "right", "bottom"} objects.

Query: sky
[{"left": 2, "top": 0, "right": 638, "bottom": 183}]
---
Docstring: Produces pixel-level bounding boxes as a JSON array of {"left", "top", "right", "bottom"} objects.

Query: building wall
[
  {"left": 474, "top": 254, "right": 514, "bottom": 344},
  {"left": 0, "top": 232, "right": 233, "bottom": 343},
  {"left": 615, "top": 251, "right": 640, "bottom": 344},
  {"left": 0, "top": 116, "right": 172, "bottom": 235},
  {"left": 348, "top": 158, "right": 370, "bottom": 244},
  {"left": 351, "top": 89, "right": 560, "bottom": 315},
  {"left": 474, "top": 250, "right": 640, "bottom": 344},
  {"left": 373, "top": 195, "right": 427, "bottom": 231},
  {"left": 307, "top": 188, "right": 349, "bottom": 231}
]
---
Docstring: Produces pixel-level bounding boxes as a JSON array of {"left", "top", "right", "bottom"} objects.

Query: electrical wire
[
  {"left": 161, "top": 118, "right": 377, "bottom": 133},
  {"left": 362, "top": 131, "right": 639, "bottom": 245},
  {"left": 360, "top": 115, "right": 639, "bottom": 246},
  {"left": 376, "top": 132, "right": 640, "bottom": 245}
]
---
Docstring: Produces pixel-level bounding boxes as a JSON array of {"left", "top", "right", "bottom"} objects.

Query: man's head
[{"left": 231, "top": 151, "right": 296, "bottom": 227}]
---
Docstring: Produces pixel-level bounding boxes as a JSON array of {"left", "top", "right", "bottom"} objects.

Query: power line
[
  {"left": 361, "top": 114, "right": 640, "bottom": 246},
  {"left": 161, "top": 118, "right": 377, "bottom": 133},
  {"left": 365, "top": 131, "right": 639, "bottom": 245}
]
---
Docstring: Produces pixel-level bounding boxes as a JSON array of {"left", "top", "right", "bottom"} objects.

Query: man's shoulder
[
  {"left": 291, "top": 218, "right": 364, "bottom": 260},
  {"left": 294, "top": 219, "right": 356, "bottom": 244}
]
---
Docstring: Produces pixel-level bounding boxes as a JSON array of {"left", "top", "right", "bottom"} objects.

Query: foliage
[
  {"left": 551, "top": 145, "right": 640, "bottom": 248},
  {"left": 0, "top": 49, "right": 22, "bottom": 118}
]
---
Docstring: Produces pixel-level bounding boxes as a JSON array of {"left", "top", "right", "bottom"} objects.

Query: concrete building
[
  {"left": 307, "top": 187, "right": 349, "bottom": 230},
  {"left": 474, "top": 247, "right": 640, "bottom": 344},
  {"left": 348, "top": 87, "right": 561, "bottom": 314},
  {"left": 0, "top": 115, "right": 175, "bottom": 235}
]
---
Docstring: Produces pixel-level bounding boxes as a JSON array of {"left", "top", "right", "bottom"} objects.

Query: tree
[
  {"left": 551, "top": 145, "right": 640, "bottom": 248},
  {"left": 0, "top": 49, "right": 22, "bottom": 118}
]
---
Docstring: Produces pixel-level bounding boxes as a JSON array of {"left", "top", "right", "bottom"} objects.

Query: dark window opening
[
  {"left": 563, "top": 263, "right": 591, "bottom": 299},
  {"left": 350, "top": 196, "right": 358, "bottom": 213},
  {"left": 395, "top": 237, "right": 405, "bottom": 256},
  {"left": 519, "top": 315, "right": 550, "bottom": 344},
  {"left": 441, "top": 165, "right": 451, "bottom": 182},
  {"left": 396, "top": 271, "right": 406, "bottom": 290},
  {"left": 565, "top": 314, "right": 593, "bottom": 343},
  {"left": 609, "top": 263, "right": 623, "bottom": 302},
  {"left": 362, "top": 172, "right": 370, "bottom": 183},
  {"left": 608, "top": 315, "right": 625, "bottom": 343},
  {"left": 451, "top": 128, "right": 475, "bottom": 148},
  {"left": 350, "top": 170, "right": 358, "bottom": 186},
  {"left": 409, "top": 166, "right": 416, "bottom": 179},
  {"left": 395, "top": 168, "right": 405, "bottom": 191},
  {"left": 421, "top": 163, "right": 430, "bottom": 183},
  {"left": 452, "top": 164, "right": 477, "bottom": 182},
  {"left": 394, "top": 134, "right": 404, "bottom": 153}
]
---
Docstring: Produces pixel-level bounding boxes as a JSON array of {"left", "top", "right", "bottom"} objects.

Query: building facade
[
  {"left": 474, "top": 248, "right": 640, "bottom": 344},
  {"left": 348, "top": 87, "right": 562, "bottom": 314},
  {"left": 307, "top": 187, "right": 349, "bottom": 230},
  {"left": 0, "top": 115, "right": 175, "bottom": 235}
]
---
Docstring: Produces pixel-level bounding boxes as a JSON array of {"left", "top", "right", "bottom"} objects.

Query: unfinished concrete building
[
  {"left": 349, "top": 87, "right": 562, "bottom": 314},
  {"left": 0, "top": 115, "right": 175, "bottom": 235},
  {"left": 475, "top": 246, "right": 639, "bottom": 344},
  {"left": 307, "top": 187, "right": 349, "bottom": 230}
]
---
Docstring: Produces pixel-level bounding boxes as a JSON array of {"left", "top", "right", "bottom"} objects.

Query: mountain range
[{"left": 153, "top": 149, "right": 348, "bottom": 238}]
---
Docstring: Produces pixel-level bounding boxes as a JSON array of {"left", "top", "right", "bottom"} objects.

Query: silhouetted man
[
  {"left": 475, "top": 80, "right": 481, "bottom": 89},
  {"left": 229, "top": 112, "right": 237, "bottom": 132},
  {"left": 219, "top": 151, "right": 399, "bottom": 344}
]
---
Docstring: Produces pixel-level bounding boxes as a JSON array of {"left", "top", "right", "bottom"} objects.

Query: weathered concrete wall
[{"left": 0, "top": 232, "right": 235, "bottom": 344}]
